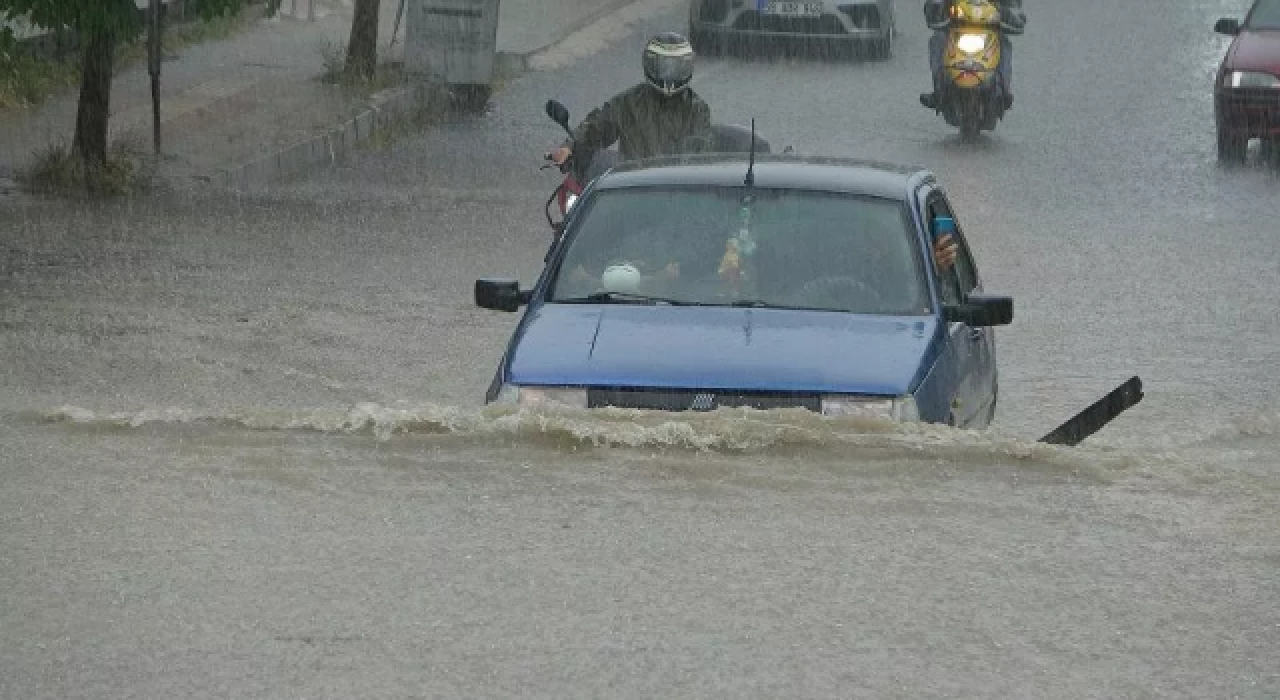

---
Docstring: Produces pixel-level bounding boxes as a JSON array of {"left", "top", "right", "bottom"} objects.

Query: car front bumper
[
  {"left": 692, "top": 0, "right": 892, "bottom": 40},
  {"left": 492, "top": 383, "right": 922, "bottom": 421},
  {"left": 1216, "top": 88, "right": 1280, "bottom": 138}
]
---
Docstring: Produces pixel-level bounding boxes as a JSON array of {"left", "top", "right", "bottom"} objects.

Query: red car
[{"left": 1214, "top": 0, "right": 1280, "bottom": 162}]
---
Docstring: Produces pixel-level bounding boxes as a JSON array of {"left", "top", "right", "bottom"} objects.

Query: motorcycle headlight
[
  {"left": 820, "top": 395, "right": 920, "bottom": 422},
  {"left": 956, "top": 33, "right": 987, "bottom": 55},
  {"left": 565, "top": 193, "right": 579, "bottom": 211},
  {"left": 495, "top": 384, "right": 588, "bottom": 408},
  {"left": 1226, "top": 71, "right": 1280, "bottom": 88}
]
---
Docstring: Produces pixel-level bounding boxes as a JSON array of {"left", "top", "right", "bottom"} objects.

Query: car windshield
[
  {"left": 1247, "top": 0, "right": 1280, "bottom": 28},
  {"left": 547, "top": 185, "right": 931, "bottom": 315}
]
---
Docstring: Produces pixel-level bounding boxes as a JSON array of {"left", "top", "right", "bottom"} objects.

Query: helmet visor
[{"left": 644, "top": 53, "right": 693, "bottom": 84}]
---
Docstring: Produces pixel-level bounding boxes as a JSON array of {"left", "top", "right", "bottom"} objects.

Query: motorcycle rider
[
  {"left": 918, "top": 0, "right": 1026, "bottom": 111},
  {"left": 550, "top": 32, "right": 714, "bottom": 168}
]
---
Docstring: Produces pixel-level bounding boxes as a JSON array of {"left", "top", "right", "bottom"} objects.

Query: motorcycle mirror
[{"left": 545, "top": 100, "right": 572, "bottom": 132}]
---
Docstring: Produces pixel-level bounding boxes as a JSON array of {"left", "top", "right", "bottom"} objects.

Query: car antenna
[{"left": 744, "top": 118, "right": 756, "bottom": 188}]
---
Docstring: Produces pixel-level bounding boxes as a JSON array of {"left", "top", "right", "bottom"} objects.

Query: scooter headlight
[
  {"left": 956, "top": 33, "right": 987, "bottom": 55},
  {"left": 565, "top": 193, "right": 579, "bottom": 211}
]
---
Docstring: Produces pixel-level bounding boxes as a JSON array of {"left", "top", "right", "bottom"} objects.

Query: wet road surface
[{"left": 3, "top": 0, "right": 1279, "bottom": 697}]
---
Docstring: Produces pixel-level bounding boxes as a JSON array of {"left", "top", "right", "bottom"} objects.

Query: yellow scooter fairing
[
  {"left": 948, "top": 0, "right": 1002, "bottom": 24},
  {"left": 944, "top": 27, "right": 1002, "bottom": 89}
]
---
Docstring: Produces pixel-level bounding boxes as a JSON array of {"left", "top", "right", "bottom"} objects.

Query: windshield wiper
[
  {"left": 729, "top": 299, "right": 839, "bottom": 312},
  {"left": 557, "top": 292, "right": 699, "bottom": 306}
]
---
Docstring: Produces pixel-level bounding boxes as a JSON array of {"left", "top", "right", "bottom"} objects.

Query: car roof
[{"left": 593, "top": 153, "right": 936, "bottom": 201}]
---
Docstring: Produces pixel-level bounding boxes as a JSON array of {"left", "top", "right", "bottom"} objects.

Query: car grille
[
  {"left": 587, "top": 387, "right": 822, "bottom": 412},
  {"left": 836, "top": 4, "right": 883, "bottom": 29},
  {"left": 1217, "top": 88, "right": 1280, "bottom": 133},
  {"left": 732, "top": 12, "right": 851, "bottom": 35}
]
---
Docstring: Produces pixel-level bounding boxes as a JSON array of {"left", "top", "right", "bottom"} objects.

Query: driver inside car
[{"left": 749, "top": 213, "right": 960, "bottom": 312}]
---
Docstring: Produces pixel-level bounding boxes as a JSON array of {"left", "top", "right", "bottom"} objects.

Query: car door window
[
  {"left": 932, "top": 191, "right": 985, "bottom": 298},
  {"left": 952, "top": 235, "right": 980, "bottom": 295},
  {"left": 925, "top": 192, "right": 963, "bottom": 305},
  {"left": 940, "top": 199, "right": 979, "bottom": 296}
]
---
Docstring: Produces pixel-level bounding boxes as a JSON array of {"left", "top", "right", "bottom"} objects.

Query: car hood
[
  {"left": 1228, "top": 29, "right": 1280, "bottom": 74},
  {"left": 506, "top": 303, "right": 939, "bottom": 395}
]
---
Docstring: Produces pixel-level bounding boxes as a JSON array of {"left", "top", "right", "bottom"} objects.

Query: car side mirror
[
  {"left": 545, "top": 100, "right": 571, "bottom": 131},
  {"left": 943, "top": 294, "right": 1013, "bottom": 327},
  {"left": 1214, "top": 17, "right": 1240, "bottom": 35},
  {"left": 475, "top": 278, "right": 531, "bottom": 312}
]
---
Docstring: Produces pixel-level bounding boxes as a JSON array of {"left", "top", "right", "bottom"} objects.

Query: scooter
[
  {"left": 924, "top": 0, "right": 1023, "bottom": 141},
  {"left": 540, "top": 98, "right": 775, "bottom": 237},
  {"left": 540, "top": 100, "right": 620, "bottom": 238}
]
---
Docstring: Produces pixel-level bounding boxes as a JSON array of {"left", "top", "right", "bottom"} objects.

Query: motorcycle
[
  {"left": 540, "top": 98, "right": 774, "bottom": 237},
  {"left": 540, "top": 100, "right": 619, "bottom": 237},
  {"left": 924, "top": 0, "right": 1023, "bottom": 141}
]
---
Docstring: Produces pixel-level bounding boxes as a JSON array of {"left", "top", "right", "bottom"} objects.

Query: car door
[
  {"left": 924, "top": 190, "right": 981, "bottom": 427},
  {"left": 945, "top": 208, "right": 998, "bottom": 423}
]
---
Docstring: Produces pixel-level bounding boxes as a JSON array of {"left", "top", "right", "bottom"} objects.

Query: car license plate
[{"left": 762, "top": 1, "right": 824, "bottom": 17}]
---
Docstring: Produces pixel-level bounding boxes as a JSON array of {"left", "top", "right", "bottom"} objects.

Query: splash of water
[{"left": 33, "top": 400, "right": 1160, "bottom": 473}]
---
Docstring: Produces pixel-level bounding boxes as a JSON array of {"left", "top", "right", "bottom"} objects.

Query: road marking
[{"left": 526, "top": 0, "right": 687, "bottom": 71}]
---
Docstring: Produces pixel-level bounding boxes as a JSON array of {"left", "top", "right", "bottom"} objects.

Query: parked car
[
  {"left": 473, "top": 153, "right": 1013, "bottom": 429},
  {"left": 688, "top": 0, "right": 895, "bottom": 59},
  {"left": 1213, "top": 0, "right": 1280, "bottom": 162}
]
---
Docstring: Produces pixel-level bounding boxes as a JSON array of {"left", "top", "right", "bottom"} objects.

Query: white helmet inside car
[{"left": 601, "top": 263, "right": 643, "bottom": 293}]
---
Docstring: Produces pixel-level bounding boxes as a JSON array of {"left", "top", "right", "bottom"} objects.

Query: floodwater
[{"left": 2, "top": 0, "right": 1278, "bottom": 697}]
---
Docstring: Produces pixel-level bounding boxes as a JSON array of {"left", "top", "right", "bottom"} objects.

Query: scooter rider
[
  {"left": 918, "top": 0, "right": 1026, "bottom": 111},
  {"left": 549, "top": 32, "right": 714, "bottom": 167}
]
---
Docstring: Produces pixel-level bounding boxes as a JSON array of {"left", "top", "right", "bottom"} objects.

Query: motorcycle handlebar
[{"left": 543, "top": 150, "right": 573, "bottom": 173}]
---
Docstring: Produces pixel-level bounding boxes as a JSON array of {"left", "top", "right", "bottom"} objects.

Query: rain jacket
[{"left": 566, "top": 83, "right": 714, "bottom": 162}]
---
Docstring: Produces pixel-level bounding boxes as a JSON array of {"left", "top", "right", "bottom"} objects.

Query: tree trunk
[
  {"left": 72, "top": 28, "right": 116, "bottom": 171},
  {"left": 344, "top": 0, "right": 381, "bottom": 81}
]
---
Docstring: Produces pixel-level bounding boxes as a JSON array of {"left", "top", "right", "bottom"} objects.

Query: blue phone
[{"left": 932, "top": 216, "right": 956, "bottom": 239}]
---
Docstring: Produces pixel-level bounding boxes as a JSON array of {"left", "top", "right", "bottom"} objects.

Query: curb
[{"left": 211, "top": 78, "right": 448, "bottom": 191}]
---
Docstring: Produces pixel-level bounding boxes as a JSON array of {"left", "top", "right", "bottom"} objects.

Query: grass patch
[
  {"left": 1, "top": 4, "right": 264, "bottom": 112},
  {"left": 360, "top": 103, "right": 443, "bottom": 152},
  {"left": 0, "top": 32, "right": 79, "bottom": 109},
  {"left": 17, "top": 138, "right": 150, "bottom": 196},
  {"left": 318, "top": 40, "right": 407, "bottom": 94}
]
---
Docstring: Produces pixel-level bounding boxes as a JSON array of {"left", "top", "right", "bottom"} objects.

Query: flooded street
[{"left": 3, "top": 0, "right": 1279, "bottom": 697}]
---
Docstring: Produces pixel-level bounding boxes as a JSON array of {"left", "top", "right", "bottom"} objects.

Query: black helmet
[{"left": 643, "top": 32, "right": 695, "bottom": 97}]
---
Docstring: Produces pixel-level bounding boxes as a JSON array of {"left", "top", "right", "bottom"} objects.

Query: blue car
[{"left": 474, "top": 154, "right": 1013, "bottom": 429}]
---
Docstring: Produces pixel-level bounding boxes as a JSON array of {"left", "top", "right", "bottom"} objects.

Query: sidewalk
[{"left": 0, "top": 0, "right": 634, "bottom": 190}]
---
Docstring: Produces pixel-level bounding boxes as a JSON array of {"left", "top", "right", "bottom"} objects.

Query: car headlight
[
  {"left": 495, "top": 384, "right": 588, "bottom": 408},
  {"left": 565, "top": 193, "right": 579, "bottom": 211},
  {"left": 956, "top": 33, "right": 987, "bottom": 55},
  {"left": 1226, "top": 71, "right": 1280, "bottom": 88},
  {"left": 820, "top": 395, "right": 920, "bottom": 422}
]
